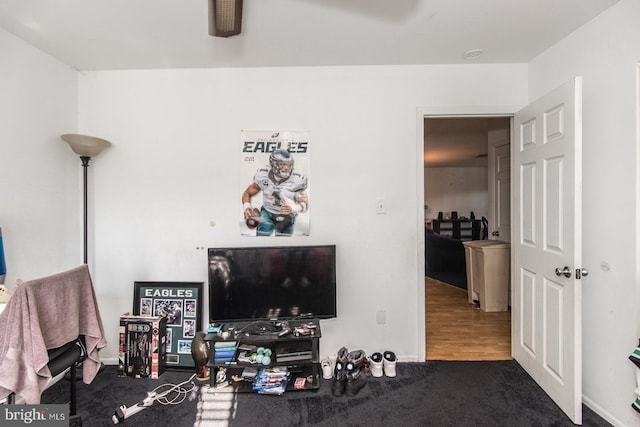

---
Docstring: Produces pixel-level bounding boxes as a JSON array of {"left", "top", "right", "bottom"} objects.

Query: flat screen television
[{"left": 208, "top": 245, "right": 336, "bottom": 323}]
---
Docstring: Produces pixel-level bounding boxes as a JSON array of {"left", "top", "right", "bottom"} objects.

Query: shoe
[
  {"left": 332, "top": 372, "right": 346, "bottom": 396},
  {"left": 334, "top": 346, "right": 348, "bottom": 381},
  {"left": 332, "top": 347, "right": 349, "bottom": 396},
  {"left": 383, "top": 351, "right": 397, "bottom": 377},
  {"left": 345, "top": 350, "right": 367, "bottom": 396},
  {"left": 321, "top": 356, "right": 334, "bottom": 380},
  {"left": 629, "top": 346, "right": 640, "bottom": 369},
  {"left": 345, "top": 374, "right": 366, "bottom": 397},
  {"left": 369, "top": 352, "right": 383, "bottom": 378},
  {"left": 336, "top": 347, "right": 348, "bottom": 365},
  {"left": 633, "top": 396, "right": 640, "bottom": 414}
]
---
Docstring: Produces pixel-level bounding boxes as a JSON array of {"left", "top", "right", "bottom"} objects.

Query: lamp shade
[{"left": 61, "top": 134, "right": 111, "bottom": 157}]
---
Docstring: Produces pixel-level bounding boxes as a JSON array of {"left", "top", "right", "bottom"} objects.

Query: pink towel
[{"left": 0, "top": 265, "right": 107, "bottom": 403}]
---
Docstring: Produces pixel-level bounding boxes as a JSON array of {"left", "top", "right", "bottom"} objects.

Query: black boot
[
  {"left": 344, "top": 350, "right": 367, "bottom": 397},
  {"left": 332, "top": 347, "right": 348, "bottom": 396}
]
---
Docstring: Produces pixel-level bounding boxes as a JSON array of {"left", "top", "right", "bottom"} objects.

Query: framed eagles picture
[{"left": 133, "top": 281, "right": 204, "bottom": 369}]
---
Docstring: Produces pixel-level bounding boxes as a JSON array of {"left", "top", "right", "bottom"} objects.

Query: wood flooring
[{"left": 425, "top": 277, "right": 512, "bottom": 361}]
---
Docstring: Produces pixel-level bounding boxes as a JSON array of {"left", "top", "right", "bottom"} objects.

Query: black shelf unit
[
  {"left": 204, "top": 319, "right": 322, "bottom": 392},
  {"left": 432, "top": 219, "right": 481, "bottom": 240}
]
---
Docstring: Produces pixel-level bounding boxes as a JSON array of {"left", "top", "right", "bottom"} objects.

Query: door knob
[
  {"left": 576, "top": 268, "right": 589, "bottom": 279},
  {"left": 555, "top": 266, "right": 572, "bottom": 278}
]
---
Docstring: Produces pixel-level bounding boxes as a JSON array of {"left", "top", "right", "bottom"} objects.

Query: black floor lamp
[
  {"left": 61, "top": 134, "right": 111, "bottom": 264},
  {"left": 61, "top": 134, "right": 111, "bottom": 381},
  {"left": 0, "top": 227, "right": 6, "bottom": 285}
]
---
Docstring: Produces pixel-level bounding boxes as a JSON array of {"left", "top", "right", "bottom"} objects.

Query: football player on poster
[{"left": 240, "top": 131, "right": 310, "bottom": 236}]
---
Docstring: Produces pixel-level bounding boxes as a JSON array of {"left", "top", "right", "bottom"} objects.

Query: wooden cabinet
[{"left": 432, "top": 219, "right": 481, "bottom": 241}]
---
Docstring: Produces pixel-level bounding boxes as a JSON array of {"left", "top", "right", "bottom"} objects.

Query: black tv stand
[{"left": 204, "top": 319, "right": 321, "bottom": 393}]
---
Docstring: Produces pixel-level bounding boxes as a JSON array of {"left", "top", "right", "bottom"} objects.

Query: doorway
[{"left": 423, "top": 116, "right": 512, "bottom": 361}]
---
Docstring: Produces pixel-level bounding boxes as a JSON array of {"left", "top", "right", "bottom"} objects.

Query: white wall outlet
[{"left": 376, "top": 310, "right": 386, "bottom": 324}]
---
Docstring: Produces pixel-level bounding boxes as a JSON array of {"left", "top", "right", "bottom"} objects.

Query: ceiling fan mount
[{"left": 208, "top": 0, "right": 243, "bottom": 38}]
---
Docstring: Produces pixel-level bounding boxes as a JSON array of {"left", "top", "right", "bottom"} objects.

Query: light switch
[{"left": 376, "top": 198, "right": 387, "bottom": 214}]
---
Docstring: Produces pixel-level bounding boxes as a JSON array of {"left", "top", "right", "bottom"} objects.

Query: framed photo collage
[{"left": 133, "top": 281, "right": 203, "bottom": 369}]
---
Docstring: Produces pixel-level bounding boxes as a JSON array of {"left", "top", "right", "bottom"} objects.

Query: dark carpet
[{"left": 41, "top": 361, "right": 611, "bottom": 426}]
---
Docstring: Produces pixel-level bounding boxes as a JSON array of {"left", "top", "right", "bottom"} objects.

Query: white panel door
[
  {"left": 488, "top": 126, "right": 511, "bottom": 242},
  {"left": 512, "top": 78, "right": 583, "bottom": 424}
]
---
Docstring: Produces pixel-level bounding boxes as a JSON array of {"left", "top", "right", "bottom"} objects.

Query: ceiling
[
  {"left": 0, "top": 0, "right": 618, "bottom": 71},
  {"left": 0, "top": 0, "right": 618, "bottom": 167},
  {"left": 424, "top": 117, "right": 510, "bottom": 168}
]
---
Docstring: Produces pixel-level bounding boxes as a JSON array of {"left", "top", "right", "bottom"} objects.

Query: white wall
[
  {"left": 0, "top": 29, "right": 80, "bottom": 284},
  {"left": 528, "top": 0, "right": 640, "bottom": 425},
  {"left": 75, "top": 64, "right": 527, "bottom": 364},
  {"left": 424, "top": 166, "right": 488, "bottom": 221}
]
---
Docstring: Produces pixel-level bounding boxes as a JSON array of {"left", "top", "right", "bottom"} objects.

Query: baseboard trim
[
  {"left": 583, "top": 394, "right": 625, "bottom": 427},
  {"left": 100, "top": 357, "right": 119, "bottom": 366}
]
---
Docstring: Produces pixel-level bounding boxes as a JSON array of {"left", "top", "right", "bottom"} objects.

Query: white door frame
[{"left": 416, "top": 106, "right": 518, "bottom": 361}]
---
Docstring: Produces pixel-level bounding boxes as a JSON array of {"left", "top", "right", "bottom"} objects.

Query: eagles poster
[{"left": 240, "top": 130, "right": 310, "bottom": 236}]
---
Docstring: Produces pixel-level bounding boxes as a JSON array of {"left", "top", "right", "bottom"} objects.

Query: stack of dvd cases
[
  {"left": 252, "top": 367, "right": 289, "bottom": 395},
  {"left": 213, "top": 341, "right": 237, "bottom": 364}
]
